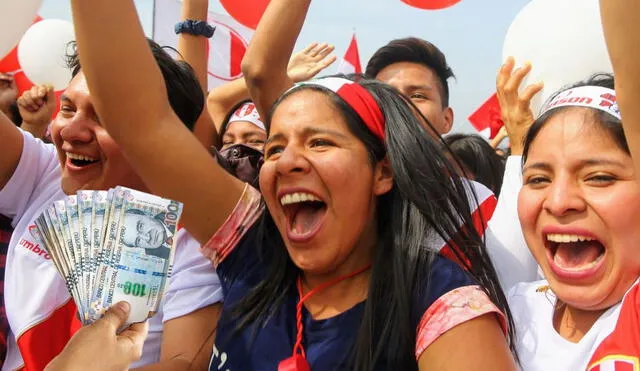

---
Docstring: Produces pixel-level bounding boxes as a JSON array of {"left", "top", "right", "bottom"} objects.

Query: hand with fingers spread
[
  {"left": 17, "top": 84, "right": 57, "bottom": 139},
  {"left": 496, "top": 57, "right": 544, "bottom": 155},
  {"left": 45, "top": 302, "right": 148, "bottom": 371},
  {"left": 0, "top": 73, "right": 18, "bottom": 116},
  {"left": 287, "top": 42, "right": 337, "bottom": 83}
]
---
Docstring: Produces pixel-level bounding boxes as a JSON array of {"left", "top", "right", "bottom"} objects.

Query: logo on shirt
[
  {"left": 18, "top": 225, "right": 51, "bottom": 260},
  {"left": 211, "top": 345, "right": 230, "bottom": 371},
  {"left": 588, "top": 355, "right": 640, "bottom": 371}
]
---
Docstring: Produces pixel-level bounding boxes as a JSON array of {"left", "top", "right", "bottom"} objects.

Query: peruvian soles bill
[{"left": 34, "top": 187, "right": 183, "bottom": 325}]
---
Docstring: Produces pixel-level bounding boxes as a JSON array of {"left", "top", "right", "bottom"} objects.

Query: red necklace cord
[{"left": 291, "top": 264, "right": 372, "bottom": 358}]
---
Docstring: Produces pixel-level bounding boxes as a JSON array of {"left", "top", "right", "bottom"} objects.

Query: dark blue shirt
[{"left": 209, "top": 224, "right": 476, "bottom": 371}]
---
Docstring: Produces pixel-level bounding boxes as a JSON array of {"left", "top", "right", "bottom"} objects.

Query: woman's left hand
[{"left": 45, "top": 302, "right": 149, "bottom": 371}]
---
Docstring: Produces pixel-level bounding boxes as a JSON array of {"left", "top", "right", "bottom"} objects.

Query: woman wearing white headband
[
  {"left": 509, "top": 73, "right": 640, "bottom": 370},
  {"left": 218, "top": 101, "right": 267, "bottom": 151}
]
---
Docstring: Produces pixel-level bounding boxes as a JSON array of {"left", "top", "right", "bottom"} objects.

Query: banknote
[{"left": 34, "top": 188, "right": 182, "bottom": 325}]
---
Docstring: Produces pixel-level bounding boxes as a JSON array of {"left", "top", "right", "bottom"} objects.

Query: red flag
[
  {"left": 468, "top": 93, "right": 504, "bottom": 139},
  {"left": 337, "top": 33, "right": 362, "bottom": 75}
]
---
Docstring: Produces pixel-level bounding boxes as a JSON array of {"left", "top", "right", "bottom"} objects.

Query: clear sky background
[{"left": 40, "top": 0, "right": 531, "bottom": 133}]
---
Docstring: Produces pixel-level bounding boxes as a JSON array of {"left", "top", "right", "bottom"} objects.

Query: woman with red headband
[{"left": 68, "top": 0, "right": 516, "bottom": 369}]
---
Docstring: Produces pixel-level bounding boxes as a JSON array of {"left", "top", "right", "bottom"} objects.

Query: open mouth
[
  {"left": 280, "top": 192, "right": 327, "bottom": 241},
  {"left": 546, "top": 233, "right": 605, "bottom": 274},
  {"left": 66, "top": 152, "right": 99, "bottom": 168}
]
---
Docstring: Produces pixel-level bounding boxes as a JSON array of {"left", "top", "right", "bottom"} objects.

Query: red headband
[{"left": 293, "top": 77, "right": 386, "bottom": 141}]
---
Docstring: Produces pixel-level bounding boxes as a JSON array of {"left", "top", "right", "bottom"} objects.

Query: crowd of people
[{"left": 0, "top": 0, "right": 638, "bottom": 369}]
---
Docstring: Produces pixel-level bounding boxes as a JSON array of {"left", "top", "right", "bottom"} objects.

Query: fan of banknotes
[{"left": 34, "top": 186, "right": 184, "bottom": 325}]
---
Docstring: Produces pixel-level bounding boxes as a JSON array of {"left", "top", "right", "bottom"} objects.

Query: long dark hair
[
  {"left": 230, "top": 76, "right": 516, "bottom": 369},
  {"left": 444, "top": 133, "right": 506, "bottom": 196}
]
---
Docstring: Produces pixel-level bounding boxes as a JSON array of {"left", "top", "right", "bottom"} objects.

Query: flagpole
[{"left": 151, "top": 0, "right": 157, "bottom": 39}]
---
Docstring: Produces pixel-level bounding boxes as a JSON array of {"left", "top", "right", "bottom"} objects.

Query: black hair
[
  {"left": 365, "top": 37, "right": 454, "bottom": 107},
  {"left": 444, "top": 133, "right": 506, "bottom": 196},
  {"left": 65, "top": 40, "right": 204, "bottom": 131},
  {"left": 218, "top": 99, "right": 255, "bottom": 138},
  {"left": 522, "top": 73, "right": 628, "bottom": 163},
  {"left": 230, "top": 76, "right": 516, "bottom": 369}
]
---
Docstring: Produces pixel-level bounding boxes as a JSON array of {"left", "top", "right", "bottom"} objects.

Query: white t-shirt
[
  {"left": 486, "top": 155, "right": 541, "bottom": 292},
  {"left": 508, "top": 280, "right": 621, "bottom": 371},
  {"left": 0, "top": 130, "right": 223, "bottom": 370}
]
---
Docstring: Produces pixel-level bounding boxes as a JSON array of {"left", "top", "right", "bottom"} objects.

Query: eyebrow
[
  {"left": 405, "top": 84, "right": 433, "bottom": 92},
  {"left": 523, "top": 158, "right": 628, "bottom": 172},
  {"left": 265, "top": 127, "right": 349, "bottom": 146}
]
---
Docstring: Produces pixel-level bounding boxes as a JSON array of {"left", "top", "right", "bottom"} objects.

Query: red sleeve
[
  {"left": 415, "top": 285, "right": 507, "bottom": 360},
  {"left": 200, "top": 184, "right": 264, "bottom": 267}
]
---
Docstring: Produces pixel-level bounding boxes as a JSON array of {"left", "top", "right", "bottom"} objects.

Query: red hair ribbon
[{"left": 293, "top": 77, "right": 386, "bottom": 141}]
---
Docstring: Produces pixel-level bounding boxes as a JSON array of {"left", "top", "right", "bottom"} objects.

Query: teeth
[
  {"left": 547, "top": 234, "right": 595, "bottom": 243},
  {"left": 66, "top": 152, "right": 97, "bottom": 162},
  {"left": 280, "top": 192, "right": 321, "bottom": 206}
]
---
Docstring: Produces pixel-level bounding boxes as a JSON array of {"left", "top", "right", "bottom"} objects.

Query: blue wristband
[{"left": 174, "top": 20, "right": 216, "bottom": 38}]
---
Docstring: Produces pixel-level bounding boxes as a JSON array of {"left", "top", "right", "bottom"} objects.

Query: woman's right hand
[{"left": 496, "top": 57, "right": 544, "bottom": 155}]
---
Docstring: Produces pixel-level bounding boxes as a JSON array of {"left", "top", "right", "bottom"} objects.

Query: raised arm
[
  {"left": 241, "top": 0, "right": 312, "bottom": 121},
  {"left": 600, "top": 0, "right": 640, "bottom": 175},
  {"left": 176, "top": 0, "right": 209, "bottom": 90},
  {"left": 69, "top": 0, "right": 244, "bottom": 244},
  {"left": 208, "top": 42, "right": 336, "bottom": 136},
  {"left": 176, "top": 0, "right": 219, "bottom": 149}
]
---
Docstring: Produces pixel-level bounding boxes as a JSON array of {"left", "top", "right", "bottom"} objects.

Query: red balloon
[
  {"left": 400, "top": 0, "right": 461, "bottom": 10},
  {"left": 220, "top": 0, "right": 270, "bottom": 30}
]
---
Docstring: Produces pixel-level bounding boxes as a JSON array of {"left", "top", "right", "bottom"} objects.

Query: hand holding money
[
  {"left": 35, "top": 187, "right": 183, "bottom": 325},
  {"left": 45, "top": 302, "right": 149, "bottom": 371}
]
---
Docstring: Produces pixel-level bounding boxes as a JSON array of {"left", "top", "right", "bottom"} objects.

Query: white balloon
[
  {"left": 18, "top": 19, "right": 76, "bottom": 91},
  {"left": 0, "top": 0, "right": 43, "bottom": 60},
  {"left": 502, "top": 0, "right": 613, "bottom": 115}
]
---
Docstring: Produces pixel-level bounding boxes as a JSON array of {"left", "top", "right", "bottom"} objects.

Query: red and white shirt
[
  {"left": 0, "top": 131, "right": 223, "bottom": 370},
  {"left": 509, "top": 279, "right": 640, "bottom": 371}
]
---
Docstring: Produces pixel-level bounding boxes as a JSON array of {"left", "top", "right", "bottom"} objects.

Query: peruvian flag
[
  {"left": 153, "top": 0, "right": 254, "bottom": 88},
  {"left": 337, "top": 33, "right": 362, "bottom": 75},
  {"left": 468, "top": 93, "right": 504, "bottom": 139}
]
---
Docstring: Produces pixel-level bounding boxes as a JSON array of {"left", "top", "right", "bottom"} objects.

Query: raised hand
[
  {"left": 287, "top": 42, "right": 337, "bottom": 83},
  {"left": 17, "top": 84, "right": 56, "bottom": 139},
  {"left": 496, "top": 57, "right": 544, "bottom": 155},
  {"left": 45, "top": 302, "right": 148, "bottom": 371}
]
